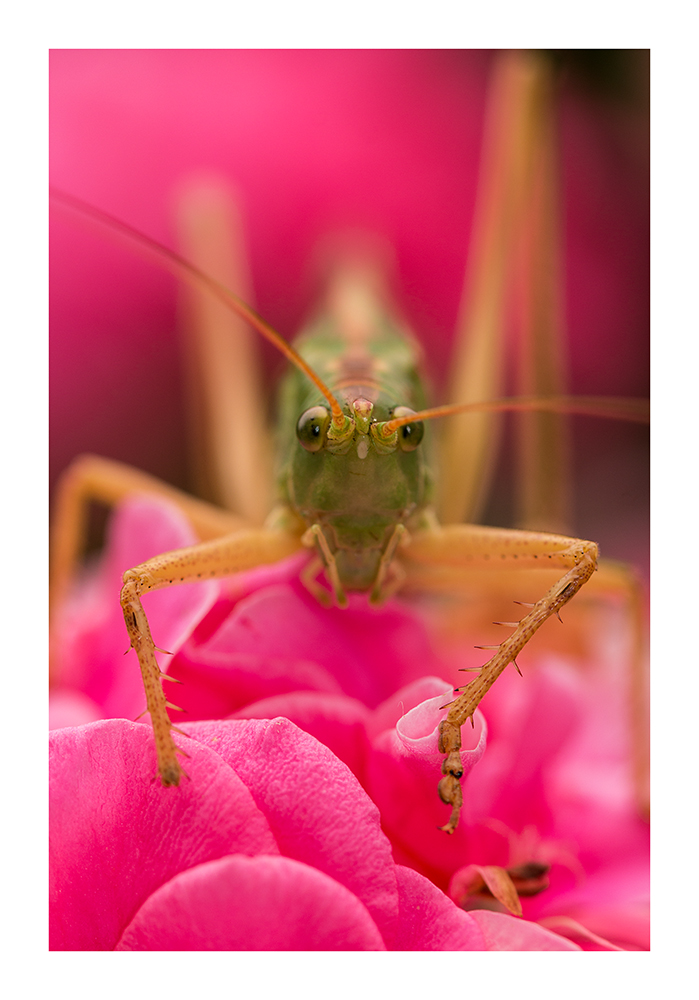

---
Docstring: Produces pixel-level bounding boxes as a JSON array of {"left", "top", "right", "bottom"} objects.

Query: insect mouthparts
[
  {"left": 352, "top": 397, "right": 374, "bottom": 435},
  {"left": 357, "top": 437, "right": 369, "bottom": 460}
]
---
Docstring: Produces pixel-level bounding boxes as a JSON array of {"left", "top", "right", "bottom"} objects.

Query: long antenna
[
  {"left": 382, "top": 395, "right": 649, "bottom": 433},
  {"left": 50, "top": 188, "right": 347, "bottom": 427}
]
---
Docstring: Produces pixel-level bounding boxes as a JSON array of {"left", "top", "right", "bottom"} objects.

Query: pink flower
[
  {"left": 50, "top": 496, "right": 648, "bottom": 950},
  {"left": 50, "top": 716, "right": 580, "bottom": 951}
]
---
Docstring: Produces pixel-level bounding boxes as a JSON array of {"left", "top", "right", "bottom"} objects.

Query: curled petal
[
  {"left": 364, "top": 679, "right": 487, "bottom": 880},
  {"left": 394, "top": 683, "right": 487, "bottom": 780}
]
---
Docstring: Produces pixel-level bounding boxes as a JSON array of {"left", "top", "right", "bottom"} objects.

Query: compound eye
[
  {"left": 296, "top": 406, "right": 331, "bottom": 452},
  {"left": 393, "top": 406, "right": 424, "bottom": 452}
]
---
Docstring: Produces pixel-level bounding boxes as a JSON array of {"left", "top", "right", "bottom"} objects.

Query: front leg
[
  {"left": 120, "top": 528, "right": 302, "bottom": 785},
  {"left": 402, "top": 524, "right": 598, "bottom": 833}
]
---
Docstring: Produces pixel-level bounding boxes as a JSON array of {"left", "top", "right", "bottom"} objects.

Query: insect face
[{"left": 289, "top": 390, "right": 429, "bottom": 595}]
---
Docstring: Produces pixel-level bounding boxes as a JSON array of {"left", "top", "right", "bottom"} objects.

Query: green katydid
[{"left": 50, "top": 52, "right": 648, "bottom": 833}]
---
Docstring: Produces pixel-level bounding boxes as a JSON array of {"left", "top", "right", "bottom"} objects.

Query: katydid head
[{"left": 284, "top": 380, "right": 431, "bottom": 597}]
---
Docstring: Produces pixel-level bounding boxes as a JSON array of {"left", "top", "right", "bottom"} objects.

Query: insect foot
[{"left": 437, "top": 720, "right": 464, "bottom": 834}]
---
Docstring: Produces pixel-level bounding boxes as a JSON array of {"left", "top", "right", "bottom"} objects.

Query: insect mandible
[{"left": 50, "top": 51, "right": 649, "bottom": 833}]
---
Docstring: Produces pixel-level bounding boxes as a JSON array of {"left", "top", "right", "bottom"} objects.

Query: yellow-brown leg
[
  {"left": 370, "top": 524, "right": 407, "bottom": 605},
  {"left": 404, "top": 536, "right": 648, "bottom": 821},
  {"left": 402, "top": 523, "right": 599, "bottom": 832},
  {"left": 300, "top": 524, "right": 348, "bottom": 608},
  {"left": 120, "top": 528, "right": 303, "bottom": 784},
  {"left": 50, "top": 453, "right": 248, "bottom": 623},
  {"left": 299, "top": 553, "right": 333, "bottom": 608}
]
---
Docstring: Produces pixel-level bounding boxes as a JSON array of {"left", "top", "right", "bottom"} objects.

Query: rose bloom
[
  {"left": 50, "top": 496, "right": 649, "bottom": 951},
  {"left": 49, "top": 51, "right": 649, "bottom": 952}
]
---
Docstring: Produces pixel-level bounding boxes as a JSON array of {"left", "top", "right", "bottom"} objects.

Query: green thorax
[{"left": 275, "top": 265, "right": 433, "bottom": 593}]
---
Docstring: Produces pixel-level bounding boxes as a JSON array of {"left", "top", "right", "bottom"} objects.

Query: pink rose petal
[
  {"left": 49, "top": 719, "right": 278, "bottom": 951},
  {"left": 116, "top": 854, "right": 386, "bottom": 951},
  {"left": 229, "top": 690, "right": 371, "bottom": 778},
  {"left": 179, "top": 581, "right": 446, "bottom": 708},
  {"left": 469, "top": 909, "right": 581, "bottom": 951},
  {"left": 394, "top": 865, "right": 579, "bottom": 951},
  {"left": 394, "top": 865, "right": 486, "bottom": 950},
  {"left": 168, "top": 644, "right": 344, "bottom": 722},
  {"left": 186, "top": 717, "right": 401, "bottom": 947},
  {"left": 537, "top": 916, "right": 623, "bottom": 951}
]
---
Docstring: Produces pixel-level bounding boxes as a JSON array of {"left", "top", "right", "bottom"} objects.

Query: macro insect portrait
[{"left": 49, "top": 49, "right": 649, "bottom": 952}]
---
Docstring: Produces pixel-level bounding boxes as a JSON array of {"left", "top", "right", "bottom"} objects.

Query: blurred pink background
[{"left": 49, "top": 49, "right": 649, "bottom": 574}]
